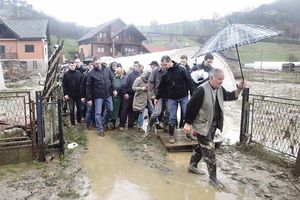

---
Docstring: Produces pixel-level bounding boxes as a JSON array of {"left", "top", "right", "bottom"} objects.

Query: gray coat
[{"left": 132, "top": 72, "right": 152, "bottom": 112}]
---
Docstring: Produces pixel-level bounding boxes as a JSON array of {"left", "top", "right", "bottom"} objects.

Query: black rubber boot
[
  {"left": 168, "top": 125, "right": 175, "bottom": 143},
  {"left": 188, "top": 147, "right": 205, "bottom": 175},
  {"left": 208, "top": 164, "right": 224, "bottom": 190}
]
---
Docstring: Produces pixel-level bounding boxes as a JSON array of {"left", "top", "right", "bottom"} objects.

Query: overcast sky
[{"left": 26, "top": 0, "right": 276, "bottom": 27}]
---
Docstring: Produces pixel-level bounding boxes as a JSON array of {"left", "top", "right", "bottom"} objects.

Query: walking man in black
[{"left": 184, "top": 68, "right": 246, "bottom": 189}]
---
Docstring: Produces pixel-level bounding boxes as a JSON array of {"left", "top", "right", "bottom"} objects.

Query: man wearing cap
[
  {"left": 149, "top": 61, "right": 159, "bottom": 71},
  {"left": 146, "top": 60, "right": 168, "bottom": 136}
]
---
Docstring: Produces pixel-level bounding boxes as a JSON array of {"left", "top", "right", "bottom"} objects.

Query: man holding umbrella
[{"left": 183, "top": 68, "right": 246, "bottom": 189}]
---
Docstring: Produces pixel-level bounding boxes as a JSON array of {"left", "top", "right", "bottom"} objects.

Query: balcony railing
[{"left": 0, "top": 53, "right": 18, "bottom": 59}]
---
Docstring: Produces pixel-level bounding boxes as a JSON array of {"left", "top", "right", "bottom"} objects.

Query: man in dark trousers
[
  {"left": 80, "top": 63, "right": 94, "bottom": 129},
  {"left": 157, "top": 55, "right": 194, "bottom": 143},
  {"left": 119, "top": 61, "right": 143, "bottom": 131},
  {"left": 183, "top": 68, "right": 246, "bottom": 189},
  {"left": 86, "top": 56, "right": 114, "bottom": 136},
  {"left": 62, "top": 62, "right": 82, "bottom": 125}
]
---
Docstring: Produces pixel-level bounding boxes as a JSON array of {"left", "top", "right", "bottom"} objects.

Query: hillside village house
[
  {"left": 0, "top": 17, "right": 49, "bottom": 74},
  {"left": 78, "top": 18, "right": 149, "bottom": 58}
]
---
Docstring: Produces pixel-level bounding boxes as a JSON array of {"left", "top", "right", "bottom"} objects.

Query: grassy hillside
[
  {"left": 50, "top": 35, "right": 78, "bottom": 60},
  {"left": 231, "top": 42, "right": 300, "bottom": 64}
]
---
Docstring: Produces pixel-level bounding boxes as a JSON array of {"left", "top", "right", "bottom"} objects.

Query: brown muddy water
[
  {"left": 82, "top": 131, "right": 256, "bottom": 200},
  {"left": 82, "top": 81, "right": 300, "bottom": 199}
]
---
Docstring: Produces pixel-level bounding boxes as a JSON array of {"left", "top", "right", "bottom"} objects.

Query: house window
[
  {"left": 25, "top": 45, "right": 34, "bottom": 53},
  {"left": 97, "top": 47, "right": 104, "bottom": 53},
  {"left": 110, "top": 47, "right": 112, "bottom": 53},
  {"left": 98, "top": 32, "right": 107, "bottom": 38},
  {"left": 125, "top": 47, "right": 134, "bottom": 52},
  {"left": 0, "top": 45, "right": 5, "bottom": 53}
]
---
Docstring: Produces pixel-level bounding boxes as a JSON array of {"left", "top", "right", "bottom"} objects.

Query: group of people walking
[{"left": 61, "top": 54, "right": 246, "bottom": 189}]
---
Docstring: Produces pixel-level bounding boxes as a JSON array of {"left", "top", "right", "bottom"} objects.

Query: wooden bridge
[{"left": 157, "top": 129, "right": 197, "bottom": 152}]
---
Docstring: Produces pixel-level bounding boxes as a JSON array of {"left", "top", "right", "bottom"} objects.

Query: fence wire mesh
[
  {"left": 0, "top": 91, "right": 31, "bottom": 132},
  {"left": 249, "top": 95, "right": 300, "bottom": 157}
]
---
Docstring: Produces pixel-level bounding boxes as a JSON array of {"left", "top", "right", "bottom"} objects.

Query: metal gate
[
  {"left": 251, "top": 95, "right": 299, "bottom": 157},
  {"left": 0, "top": 90, "right": 36, "bottom": 164},
  {"left": 240, "top": 89, "right": 300, "bottom": 175}
]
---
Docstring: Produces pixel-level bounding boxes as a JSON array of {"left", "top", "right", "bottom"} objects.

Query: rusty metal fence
[
  {"left": 0, "top": 90, "right": 36, "bottom": 164},
  {"left": 240, "top": 89, "right": 300, "bottom": 175}
]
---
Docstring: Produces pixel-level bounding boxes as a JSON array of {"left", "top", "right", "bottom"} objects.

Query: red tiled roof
[{"left": 143, "top": 43, "right": 169, "bottom": 53}]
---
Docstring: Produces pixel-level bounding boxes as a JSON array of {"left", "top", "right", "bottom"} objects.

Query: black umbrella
[{"left": 193, "top": 23, "right": 282, "bottom": 80}]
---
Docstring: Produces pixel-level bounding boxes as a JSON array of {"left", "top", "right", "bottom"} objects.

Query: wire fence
[
  {"left": 0, "top": 90, "right": 34, "bottom": 133},
  {"left": 241, "top": 90, "right": 300, "bottom": 158},
  {"left": 0, "top": 90, "right": 36, "bottom": 164}
]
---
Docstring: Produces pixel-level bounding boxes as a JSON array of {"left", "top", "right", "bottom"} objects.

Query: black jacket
[
  {"left": 157, "top": 61, "right": 194, "bottom": 100},
  {"left": 80, "top": 69, "right": 91, "bottom": 98},
  {"left": 76, "top": 65, "right": 87, "bottom": 74},
  {"left": 86, "top": 65, "right": 114, "bottom": 101},
  {"left": 62, "top": 70, "right": 82, "bottom": 98},
  {"left": 121, "top": 69, "right": 141, "bottom": 96}
]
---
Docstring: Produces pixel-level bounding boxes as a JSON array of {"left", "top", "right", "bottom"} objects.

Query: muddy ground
[{"left": 0, "top": 80, "right": 299, "bottom": 199}]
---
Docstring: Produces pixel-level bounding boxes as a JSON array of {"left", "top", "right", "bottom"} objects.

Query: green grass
[
  {"left": 50, "top": 35, "right": 78, "bottom": 60},
  {"left": 32, "top": 160, "right": 46, "bottom": 169},
  {"left": 0, "top": 171, "right": 5, "bottom": 177},
  {"left": 58, "top": 190, "right": 80, "bottom": 199},
  {"left": 232, "top": 42, "right": 300, "bottom": 64}
]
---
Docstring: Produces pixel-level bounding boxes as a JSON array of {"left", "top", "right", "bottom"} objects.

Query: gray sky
[{"left": 26, "top": 0, "right": 276, "bottom": 27}]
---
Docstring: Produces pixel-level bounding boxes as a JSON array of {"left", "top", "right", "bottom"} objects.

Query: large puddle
[
  {"left": 82, "top": 131, "right": 253, "bottom": 200},
  {"left": 81, "top": 81, "right": 300, "bottom": 199}
]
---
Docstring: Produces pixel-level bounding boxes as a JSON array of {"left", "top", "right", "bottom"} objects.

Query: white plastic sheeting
[
  {"left": 114, "top": 47, "right": 236, "bottom": 91},
  {"left": 0, "top": 62, "right": 6, "bottom": 90}
]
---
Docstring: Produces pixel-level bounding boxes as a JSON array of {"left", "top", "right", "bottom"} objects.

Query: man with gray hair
[{"left": 184, "top": 68, "right": 246, "bottom": 189}]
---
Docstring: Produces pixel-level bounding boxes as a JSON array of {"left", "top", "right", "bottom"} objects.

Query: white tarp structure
[
  {"left": 244, "top": 61, "right": 300, "bottom": 71},
  {"left": 114, "top": 47, "right": 235, "bottom": 91},
  {"left": 0, "top": 62, "right": 6, "bottom": 90}
]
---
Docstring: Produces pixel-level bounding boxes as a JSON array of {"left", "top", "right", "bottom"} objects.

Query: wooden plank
[
  {"left": 158, "top": 129, "right": 198, "bottom": 152},
  {"left": 0, "top": 136, "right": 29, "bottom": 142},
  {"left": 0, "top": 140, "right": 32, "bottom": 147}
]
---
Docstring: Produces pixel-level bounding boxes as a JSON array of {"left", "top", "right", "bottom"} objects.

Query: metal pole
[
  {"left": 36, "top": 91, "right": 45, "bottom": 162},
  {"left": 240, "top": 88, "right": 249, "bottom": 143},
  {"left": 57, "top": 98, "right": 64, "bottom": 155},
  {"left": 235, "top": 44, "right": 244, "bottom": 81},
  {"left": 293, "top": 150, "right": 300, "bottom": 177}
]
